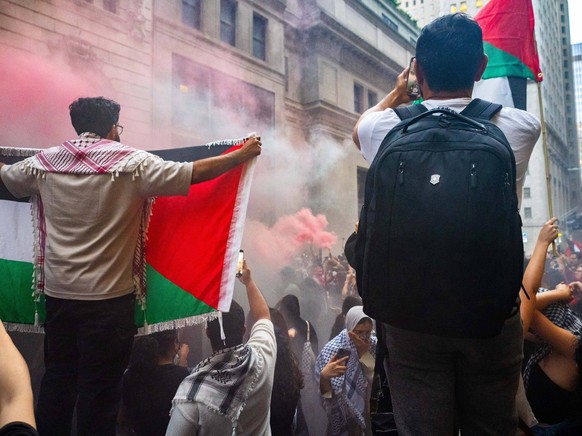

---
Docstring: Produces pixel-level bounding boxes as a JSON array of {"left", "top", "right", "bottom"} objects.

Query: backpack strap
[
  {"left": 306, "top": 320, "right": 310, "bottom": 342},
  {"left": 394, "top": 103, "right": 428, "bottom": 120},
  {"left": 461, "top": 98, "right": 502, "bottom": 120}
]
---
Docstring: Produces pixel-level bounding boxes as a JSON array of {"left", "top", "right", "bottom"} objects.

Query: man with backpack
[{"left": 352, "top": 13, "right": 540, "bottom": 436}]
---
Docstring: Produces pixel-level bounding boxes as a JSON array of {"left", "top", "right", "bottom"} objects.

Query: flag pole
[{"left": 536, "top": 81, "right": 557, "bottom": 256}]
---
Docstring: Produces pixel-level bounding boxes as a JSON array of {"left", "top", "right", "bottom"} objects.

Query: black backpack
[{"left": 354, "top": 99, "right": 523, "bottom": 338}]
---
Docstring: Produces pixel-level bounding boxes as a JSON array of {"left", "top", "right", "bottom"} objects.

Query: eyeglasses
[{"left": 115, "top": 124, "right": 124, "bottom": 135}]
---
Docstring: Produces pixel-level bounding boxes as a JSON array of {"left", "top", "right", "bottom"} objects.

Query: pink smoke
[
  {"left": 244, "top": 208, "right": 337, "bottom": 273},
  {"left": 0, "top": 50, "right": 107, "bottom": 148}
]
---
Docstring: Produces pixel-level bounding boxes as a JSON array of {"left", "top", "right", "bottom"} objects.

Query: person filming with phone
[
  {"left": 352, "top": 13, "right": 541, "bottom": 436},
  {"left": 166, "top": 259, "right": 276, "bottom": 436},
  {"left": 315, "top": 306, "right": 377, "bottom": 436}
]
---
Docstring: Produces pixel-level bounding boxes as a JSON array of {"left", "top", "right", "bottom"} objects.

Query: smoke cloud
[{"left": 0, "top": 49, "right": 108, "bottom": 148}]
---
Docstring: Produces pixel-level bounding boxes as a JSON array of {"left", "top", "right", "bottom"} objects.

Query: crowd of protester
[{"left": 3, "top": 229, "right": 582, "bottom": 435}]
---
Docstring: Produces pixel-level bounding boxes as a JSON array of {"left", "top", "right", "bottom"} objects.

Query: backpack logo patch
[{"left": 430, "top": 174, "right": 440, "bottom": 185}]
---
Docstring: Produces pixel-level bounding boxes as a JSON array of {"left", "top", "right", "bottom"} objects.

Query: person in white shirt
[
  {"left": 352, "top": 13, "right": 540, "bottom": 436},
  {"left": 166, "top": 260, "right": 276, "bottom": 436}
]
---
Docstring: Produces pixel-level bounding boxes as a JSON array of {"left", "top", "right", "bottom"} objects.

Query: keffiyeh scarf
[
  {"left": 172, "top": 344, "right": 261, "bottom": 434},
  {"left": 524, "top": 288, "right": 582, "bottom": 388},
  {"left": 18, "top": 133, "right": 159, "bottom": 303},
  {"left": 315, "top": 328, "right": 377, "bottom": 435}
]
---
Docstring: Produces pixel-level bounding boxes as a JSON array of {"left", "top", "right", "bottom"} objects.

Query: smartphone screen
[
  {"left": 336, "top": 348, "right": 351, "bottom": 360},
  {"left": 236, "top": 250, "right": 244, "bottom": 277},
  {"left": 406, "top": 58, "right": 420, "bottom": 100}
]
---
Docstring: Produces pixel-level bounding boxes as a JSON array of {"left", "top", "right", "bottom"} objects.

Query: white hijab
[{"left": 345, "top": 306, "right": 374, "bottom": 332}]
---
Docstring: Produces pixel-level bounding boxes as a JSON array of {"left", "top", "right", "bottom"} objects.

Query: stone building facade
[{"left": 0, "top": 0, "right": 418, "bottom": 249}]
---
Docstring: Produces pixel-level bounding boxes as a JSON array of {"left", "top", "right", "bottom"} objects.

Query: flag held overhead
[{"left": 475, "top": 0, "right": 542, "bottom": 82}]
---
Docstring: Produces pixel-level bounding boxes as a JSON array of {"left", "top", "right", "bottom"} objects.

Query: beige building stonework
[{"left": 0, "top": 0, "right": 419, "bottom": 249}]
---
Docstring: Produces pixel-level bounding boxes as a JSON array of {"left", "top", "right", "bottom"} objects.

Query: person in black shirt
[{"left": 120, "top": 330, "right": 189, "bottom": 436}]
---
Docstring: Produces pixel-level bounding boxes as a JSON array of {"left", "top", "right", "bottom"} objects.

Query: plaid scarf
[
  {"left": 524, "top": 288, "right": 582, "bottom": 388},
  {"left": 21, "top": 133, "right": 157, "bottom": 302},
  {"left": 315, "top": 329, "right": 377, "bottom": 435},
  {"left": 172, "top": 343, "right": 260, "bottom": 434}
]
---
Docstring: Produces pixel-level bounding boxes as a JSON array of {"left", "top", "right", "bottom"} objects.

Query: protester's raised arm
[
  {"left": 352, "top": 67, "right": 411, "bottom": 149},
  {"left": 237, "top": 260, "right": 270, "bottom": 322},
  {"left": 535, "top": 284, "right": 573, "bottom": 311},
  {"left": 521, "top": 218, "right": 558, "bottom": 333},
  {"left": 190, "top": 137, "right": 261, "bottom": 184}
]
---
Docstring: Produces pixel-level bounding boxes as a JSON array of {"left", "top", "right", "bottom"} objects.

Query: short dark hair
[
  {"left": 416, "top": 13, "right": 484, "bottom": 93},
  {"left": 150, "top": 330, "right": 178, "bottom": 358},
  {"left": 69, "top": 97, "right": 120, "bottom": 137},
  {"left": 207, "top": 300, "right": 245, "bottom": 350}
]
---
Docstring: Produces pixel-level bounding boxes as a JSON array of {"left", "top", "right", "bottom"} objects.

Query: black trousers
[{"left": 36, "top": 294, "right": 136, "bottom": 436}]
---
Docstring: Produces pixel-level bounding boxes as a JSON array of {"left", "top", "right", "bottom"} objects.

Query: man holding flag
[
  {"left": 353, "top": 13, "right": 541, "bottom": 436},
  {"left": 0, "top": 96, "right": 261, "bottom": 436}
]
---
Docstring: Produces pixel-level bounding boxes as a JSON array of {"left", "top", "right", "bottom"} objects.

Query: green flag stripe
[
  {"left": 0, "top": 258, "right": 45, "bottom": 324},
  {"left": 0, "top": 260, "right": 215, "bottom": 328},
  {"left": 136, "top": 264, "right": 216, "bottom": 327},
  {"left": 482, "top": 41, "right": 536, "bottom": 81}
]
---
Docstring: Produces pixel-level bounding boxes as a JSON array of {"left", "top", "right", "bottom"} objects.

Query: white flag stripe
[
  {"left": 0, "top": 200, "right": 34, "bottom": 263},
  {"left": 473, "top": 77, "right": 515, "bottom": 108}
]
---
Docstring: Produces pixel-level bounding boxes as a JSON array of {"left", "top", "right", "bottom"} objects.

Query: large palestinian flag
[
  {"left": 0, "top": 139, "right": 255, "bottom": 333},
  {"left": 472, "top": 0, "right": 542, "bottom": 109}
]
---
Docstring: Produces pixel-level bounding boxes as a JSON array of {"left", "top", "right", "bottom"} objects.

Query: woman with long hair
[{"left": 269, "top": 308, "right": 305, "bottom": 436}]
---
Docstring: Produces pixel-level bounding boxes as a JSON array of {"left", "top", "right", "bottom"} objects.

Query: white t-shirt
[
  {"left": 357, "top": 97, "right": 541, "bottom": 207},
  {"left": 1, "top": 154, "right": 192, "bottom": 300},
  {"left": 166, "top": 319, "right": 277, "bottom": 436}
]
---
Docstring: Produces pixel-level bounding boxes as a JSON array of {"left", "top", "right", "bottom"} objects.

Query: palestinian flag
[
  {"left": 472, "top": 0, "right": 542, "bottom": 109},
  {"left": 0, "top": 139, "right": 255, "bottom": 333}
]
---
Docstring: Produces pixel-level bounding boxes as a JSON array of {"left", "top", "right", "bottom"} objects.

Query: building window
[
  {"left": 103, "top": 0, "right": 118, "bottom": 13},
  {"left": 354, "top": 83, "right": 363, "bottom": 113},
  {"left": 172, "top": 54, "right": 275, "bottom": 144},
  {"left": 183, "top": 0, "right": 201, "bottom": 29},
  {"left": 524, "top": 207, "right": 532, "bottom": 219},
  {"left": 368, "top": 90, "right": 377, "bottom": 108},
  {"left": 252, "top": 13, "right": 267, "bottom": 60},
  {"left": 382, "top": 14, "right": 399, "bottom": 32},
  {"left": 220, "top": 0, "right": 237, "bottom": 46},
  {"left": 524, "top": 187, "right": 531, "bottom": 199}
]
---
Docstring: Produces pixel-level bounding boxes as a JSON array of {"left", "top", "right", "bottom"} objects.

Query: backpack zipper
[
  {"left": 398, "top": 161, "right": 405, "bottom": 185},
  {"left": 470, "top": 163, "right": 477, "bottom": 189}
]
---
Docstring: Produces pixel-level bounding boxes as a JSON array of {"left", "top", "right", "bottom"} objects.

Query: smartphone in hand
[
  {"left": 236, "top": 250, "right": 244, "bottom": 277},
  {"left": 406, "top": 57, "right": 421, "bottom": 100},
  {"left": 336, "top": 347, "right": 351, "bottom": 360}
]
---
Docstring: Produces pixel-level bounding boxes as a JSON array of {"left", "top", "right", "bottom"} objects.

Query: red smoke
[
  {"left": 0, "top": 50, "right": 106, "bottom": 148},
  {"left": 244, "top": 208, "right": 337, "bottom": 272}
]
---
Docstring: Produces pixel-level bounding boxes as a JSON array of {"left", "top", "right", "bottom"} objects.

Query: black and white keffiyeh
[
  {"left": 524, "top": 288, "right": 582, "bottom": 388},
  {"left": 172, "top": 343, "right": 261, "bottom": 433}
]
